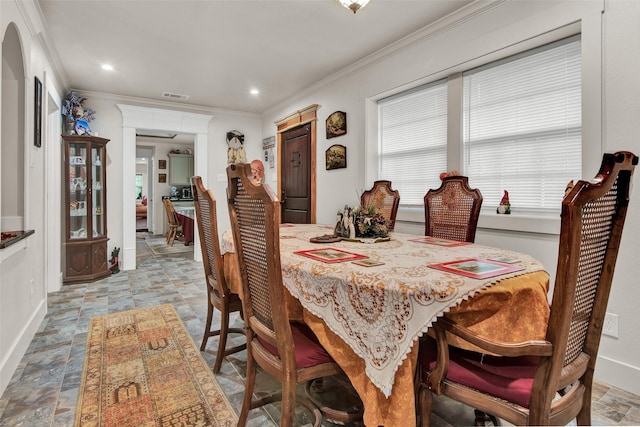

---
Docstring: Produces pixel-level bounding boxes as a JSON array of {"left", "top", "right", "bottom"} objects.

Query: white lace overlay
[{"left": 224, "top": 224, "right": 545, "bottom": 397}]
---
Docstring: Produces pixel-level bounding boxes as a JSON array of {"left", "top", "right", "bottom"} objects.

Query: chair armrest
[{"left": 435, "top": 317, "right": 553, "bottom": 357}]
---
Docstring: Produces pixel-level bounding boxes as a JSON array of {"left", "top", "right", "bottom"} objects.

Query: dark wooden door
[{"left": 281, "top": 124, "right": 311, "bottom": 223}]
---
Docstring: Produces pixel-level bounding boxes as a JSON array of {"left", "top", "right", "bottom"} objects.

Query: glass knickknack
[{"left": 63, "top": 134, "right": 110, "bottom": 284}]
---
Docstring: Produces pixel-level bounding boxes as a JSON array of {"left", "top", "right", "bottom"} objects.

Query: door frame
[
  {"left": 118, "top": 104, "right": 212, "bottom": 270},
  {"left": 275, "top": 104, "right": 318, "bottom": 223}
]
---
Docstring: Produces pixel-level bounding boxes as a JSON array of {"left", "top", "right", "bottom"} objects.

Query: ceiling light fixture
[
  {"left": 101, "top": 64, "right": 114, "bottom": 71},
  {"left": 250, "top": 88, "right": 259, "bottom": 95},
  {"left": 337, "top": 0, "right": 370, "bottom": 14}
]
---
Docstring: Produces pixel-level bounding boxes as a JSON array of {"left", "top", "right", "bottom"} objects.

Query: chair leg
[
  {"left": 238, "top": 351, "right": 257, "bottom": 427},
  {"left": 213, "top": 309, "right": 230, "bottom": 374},
  {"left": 474, "top": 410, "right": 499, "bottom": 426},
  {"left": 200, "top": 301, "right": 214, "bottom": 351},
  {"left": 168, "top": 227, "right": 176, "bottom": 246},
  {"left": 280, "top": 376, "right": 298, "bottom": 427},
  {"left": 576, "top": 378, "right": 593, "bottom": 425},
  {"left": 419, "top": 384, "right": 433, "bottom": 427}
]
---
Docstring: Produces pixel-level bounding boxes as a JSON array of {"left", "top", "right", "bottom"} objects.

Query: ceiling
[{"left": 37, "top": 0, "right": 474, "bottom": 115}]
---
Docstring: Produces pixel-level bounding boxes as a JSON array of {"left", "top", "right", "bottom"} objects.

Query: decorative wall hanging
[
  {"left": 326, "top": 144, "right": 347, "bottom": 170},
  {"left": 326, "top": 111, "right": 347, "bottom": 139},
  {"left": 158, "top": 173, "right": 167, "bottom": 183},
  {"left": 159, "top": 160, "right": 166, "bottom": 170},
  {"left": 226, "top": 130, "right": 247, "bottom": 164},
  {"left": 34, "top": 76, "right": 42, "bottom": 147},
  {"left": 262, "top": 136, "right": 276, "bottom": 168}
]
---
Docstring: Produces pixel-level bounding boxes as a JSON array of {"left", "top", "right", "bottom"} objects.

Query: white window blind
[
  {"left": 463, "top": 36, "right": 582, "bottom": 213},
  {"left": 378, "top": 81, "right": 447, "bottom": 206}
]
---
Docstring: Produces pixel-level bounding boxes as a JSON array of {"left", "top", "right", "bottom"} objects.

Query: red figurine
[{"left": 497, "top": 190, "right": 511, "bottom": 214}]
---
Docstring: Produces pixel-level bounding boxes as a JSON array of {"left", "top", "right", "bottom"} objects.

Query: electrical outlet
[{"left": 603, "top": 312, "right": 619, "bottom": 338}]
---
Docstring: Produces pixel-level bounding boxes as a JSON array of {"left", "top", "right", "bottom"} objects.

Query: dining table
[
  {"left": 221, "top": 223, "right": 550, "bottom": 427},
  {"left": 174, "top": 206, "right": 195, "bottom": 246}
]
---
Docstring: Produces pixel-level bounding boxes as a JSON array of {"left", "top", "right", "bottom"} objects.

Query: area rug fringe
[{"left": 74, "top": 304, "right": 237, "bottom": 426}]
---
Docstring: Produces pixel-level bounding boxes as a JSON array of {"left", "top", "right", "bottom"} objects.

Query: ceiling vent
[
  {"left": 162, "top": 92, "right": 190, "bottom": 101},
  {"left": 136, "top": 130, "right": 177, "bottom": 139}
]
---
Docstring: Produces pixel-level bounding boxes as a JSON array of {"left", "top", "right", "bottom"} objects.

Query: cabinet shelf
[{"left": 63, "top": 135, "right": 110, "bottom": 284}]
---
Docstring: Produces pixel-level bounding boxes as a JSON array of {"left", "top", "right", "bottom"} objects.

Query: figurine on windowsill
[{"left": 497, "top": 190, "right": 511, "bottom": 214}]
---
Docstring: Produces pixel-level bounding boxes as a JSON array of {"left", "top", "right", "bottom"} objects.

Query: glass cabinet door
[
  {"left": 91, "top": 146, "right": 105, "bottom": 237},
  {"left": 69, "top": 142, "right": 88, "bottom": 239}
]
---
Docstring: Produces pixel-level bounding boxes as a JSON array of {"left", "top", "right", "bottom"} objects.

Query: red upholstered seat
[
  {"left": 258, "top": 323, "right": 334, "bottom": 368},
  {"left": 419, "top": 337, "right": 539, "bottom": 408}
]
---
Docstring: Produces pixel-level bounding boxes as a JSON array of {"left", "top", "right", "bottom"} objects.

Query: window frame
[{"left": 366, "top": 20, "right": 602, "bottom": 234}]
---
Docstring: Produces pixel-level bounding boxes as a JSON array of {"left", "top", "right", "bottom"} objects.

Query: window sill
[
  {"left": 396, "top": 207, "right": 560, "bottom": 235},
  {"left": 478, "top": 212, "right": 560, "bottom": 235}
]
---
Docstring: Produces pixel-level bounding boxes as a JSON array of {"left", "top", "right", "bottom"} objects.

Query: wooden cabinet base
[{"left": 63, "top": 239, "right": 110, "bottom": 284}]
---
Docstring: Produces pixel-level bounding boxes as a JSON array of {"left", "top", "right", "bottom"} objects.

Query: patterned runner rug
[{"left": 74, "top": 304, "right": 237, "bottom": 426}]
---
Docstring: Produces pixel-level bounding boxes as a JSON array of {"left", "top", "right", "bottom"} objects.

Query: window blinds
[
  {"left": 463, "top": 36, "right": 582, "bottom": 213},
  {"left": 377, "top": 81, "right": 448, "bottom": 206}
]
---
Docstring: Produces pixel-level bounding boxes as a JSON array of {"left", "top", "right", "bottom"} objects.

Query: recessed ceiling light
[
  {"left": 250, "top": 88, "right": 259, "bottom": 95},
  {"left": 101, "top": 64, "right": 114, "bottom": 71}
]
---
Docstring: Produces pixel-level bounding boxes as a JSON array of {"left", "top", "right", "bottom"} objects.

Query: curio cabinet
[{"left": 62, "top": 134, "right": 109, "bottom": 283}]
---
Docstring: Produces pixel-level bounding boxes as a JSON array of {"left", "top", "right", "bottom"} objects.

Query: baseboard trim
[
  {"left": 0, "top": 300, "right": 47, "bottom": 396},
  {"left": 596, "top": 354, "right": 640, "bottom": 396}
]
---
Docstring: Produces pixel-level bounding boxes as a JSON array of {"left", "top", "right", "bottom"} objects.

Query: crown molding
[{"left": 263, "top": 0, "right": 507, "bottom": 117}]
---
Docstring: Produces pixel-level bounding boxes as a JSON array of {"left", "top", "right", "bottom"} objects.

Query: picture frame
[
  {"left": 326, "top": 111, "right": 347, "bottom": 139},
  {"left": 159, "top": 159, "right": 167, "bottom": 170},
  {"left": 294, "top": 247, "right": 368, "bottom": 264},
  {"left": 428, "top": 258, "right": 525, "bottom": 279},
  {"left": 34, "top": 76, "right": 42, "bottom": 147},
  {"left": 326, "top": 144, "right": 346, "bottom": 170},
  {"left": 158, "top": 173, "right": 167, "bottom": 183}
]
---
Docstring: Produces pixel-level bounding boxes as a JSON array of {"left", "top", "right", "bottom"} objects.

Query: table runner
[{"left": 223, "top": 224, "right": 546, "bottom": 397}]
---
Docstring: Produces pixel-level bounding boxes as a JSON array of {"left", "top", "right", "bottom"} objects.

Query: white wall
[
  {"left": 597, "top": 0, "right": 640, "bottom": 393},
  {"left": 0, "top": 1, "right": 64, "bottom": 395},
  {"left": 261, "top": 0, "right": 640, "bottom": 394}
]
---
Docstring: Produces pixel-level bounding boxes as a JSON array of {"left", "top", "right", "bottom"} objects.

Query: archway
[{"left": 1, "top": 23, "right": 25, "bottom": 232}]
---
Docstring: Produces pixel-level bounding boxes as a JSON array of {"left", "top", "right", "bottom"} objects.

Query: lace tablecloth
[{"left": 222, "top": 224, "right": 546, "bottom": 397}]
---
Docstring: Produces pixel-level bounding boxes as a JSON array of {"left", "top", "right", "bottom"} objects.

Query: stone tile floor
[{"left": 1, "top": 232, "right": 639, "bottom": 426}]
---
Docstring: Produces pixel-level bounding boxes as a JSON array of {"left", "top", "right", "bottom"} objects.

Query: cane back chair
[
  {"left": 418, "top": 151, "right": 638, "bottom": 426},
  {"left": 424, "top": 175, "right": 483, "bottom": 243},
  {"left": 190, "top": 176, "right": 245, "bottom": 373},
  {"left": 226, "top": 163, "right": 360, "bottom": 426},
  {"left": 360, "top": 180, "right": 401, "bottom": 231}
]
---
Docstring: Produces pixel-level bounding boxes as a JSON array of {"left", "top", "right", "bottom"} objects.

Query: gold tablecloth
[{"left": 222, "top": 225, "right": 550, "bottom": 426}]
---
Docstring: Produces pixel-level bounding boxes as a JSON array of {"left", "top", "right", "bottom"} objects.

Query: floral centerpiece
[
  {"left": 62, "top": 91, "right": 95, "bottom": 135},
  {"left": 335, "top": 205, "right": 389, "bottom": 239}
]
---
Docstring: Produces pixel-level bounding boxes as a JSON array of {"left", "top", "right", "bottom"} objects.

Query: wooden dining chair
[
  {"left": 360, "top": 180, "right": 401, "bottom": 231},
  {"left": 417, "top": 151, "right": 638, "bottom": 426},
  {"left": 227, "top": 163, "right": 361, "bottom": 427},
  {"left": 162, "top": 198, "right": 181, "bottom": 246},
  {"left": 190, "top": 176, "right": 246, "bottom": 374},
  {"left": 423, "top": 175, "right": 482, "bottom": 243}
]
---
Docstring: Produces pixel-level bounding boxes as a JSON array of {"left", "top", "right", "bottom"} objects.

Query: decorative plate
[{"left": 309, "top": 234, "right": 342, "bottom": 243}]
